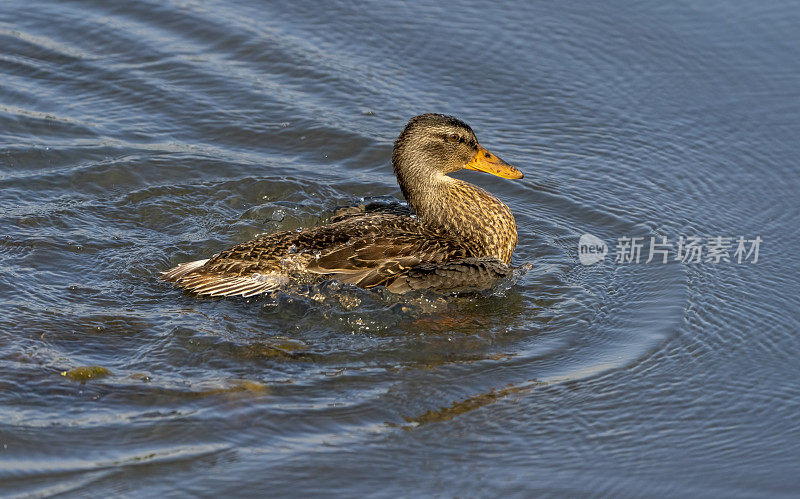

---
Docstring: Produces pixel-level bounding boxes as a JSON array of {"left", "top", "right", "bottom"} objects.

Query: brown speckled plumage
[{"left": 161, "top": 114, "right": 523, "bottom": 297}]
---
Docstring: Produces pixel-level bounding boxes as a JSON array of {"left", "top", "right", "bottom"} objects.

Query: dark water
[{"left": 1, "top": 0, "right": 799, "bottom": 496}]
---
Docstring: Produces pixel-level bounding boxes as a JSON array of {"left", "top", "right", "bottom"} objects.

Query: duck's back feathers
[{"left": 329, "top": 201, "right": 412, "bottom": 222}]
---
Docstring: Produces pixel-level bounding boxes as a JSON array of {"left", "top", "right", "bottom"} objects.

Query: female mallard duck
[{"left": 162, "top": 113, "right": 523, "bottom": 296}]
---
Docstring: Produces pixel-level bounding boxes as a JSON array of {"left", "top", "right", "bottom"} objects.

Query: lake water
[{"left": 1, "top": 0, "right": 799, "bottom": 496}]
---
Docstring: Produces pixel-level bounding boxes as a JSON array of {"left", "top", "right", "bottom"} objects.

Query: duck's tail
[
  {"left": 160, "top": 259, "right": 287, "bottom": 298},
  {"left": 160, "top": 259, "right": 210, "bottom": 282}
]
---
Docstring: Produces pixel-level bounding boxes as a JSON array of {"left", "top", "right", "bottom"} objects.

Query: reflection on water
[{"left": 1, "top": 0, "right": 799, "bottom": 496}]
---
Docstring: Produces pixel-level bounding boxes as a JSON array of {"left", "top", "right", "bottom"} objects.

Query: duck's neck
[{"left": 395, "top": 164, "right": 518, "bottom": 264}]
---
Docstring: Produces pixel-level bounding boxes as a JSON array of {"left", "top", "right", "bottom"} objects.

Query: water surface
[{"left": 1, "top": 0, "right": 799, "bottom": 496}]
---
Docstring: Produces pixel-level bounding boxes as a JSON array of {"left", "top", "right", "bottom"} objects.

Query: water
[{"left": 1, "top": 0, "right": 799, "bottom": 496}]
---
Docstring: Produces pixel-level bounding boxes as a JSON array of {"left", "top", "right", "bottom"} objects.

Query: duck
[{"left": 161, "top": 113, "right": 524, "bottom": 297}]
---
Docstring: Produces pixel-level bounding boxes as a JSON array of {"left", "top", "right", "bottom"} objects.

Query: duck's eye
[{"left": 446, "top": 133, "right": 460, "bottom": 142}]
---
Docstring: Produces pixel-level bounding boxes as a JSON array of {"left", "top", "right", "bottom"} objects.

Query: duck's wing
[
  {"left": 385, "top": 257, "right": 513, "bottom": 293},
  {"left": 306, "top": 215, "right": 466, "bottom": 288},
  {"left": 305, "top": 232, "right": 460, "bottom": 288},
  {"left": 303, "top": 218, "right": 512, "bottom": 292}
]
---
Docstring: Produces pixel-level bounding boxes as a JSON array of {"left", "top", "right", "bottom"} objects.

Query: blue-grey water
[{"left": 1, "top": 0, "right": 799, "bottom": 496}]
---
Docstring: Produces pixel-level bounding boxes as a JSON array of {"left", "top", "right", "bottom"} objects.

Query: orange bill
[{"left": 464, "top": 146, "right": 523, "bottom": 179}]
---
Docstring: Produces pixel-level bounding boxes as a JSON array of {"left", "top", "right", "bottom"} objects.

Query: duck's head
[
  {"left": 391, "top": 114, "right": 522, "bottom": 262},
  {"left": 392, "top": 114, "right": 523, "bottom": 191}
]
